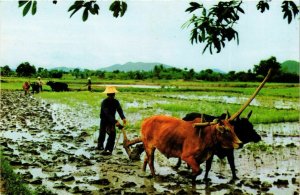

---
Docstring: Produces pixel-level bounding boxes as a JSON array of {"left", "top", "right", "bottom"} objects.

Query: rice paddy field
[{"left": 0, "top": 77, "right": 299, "bottom": 194}]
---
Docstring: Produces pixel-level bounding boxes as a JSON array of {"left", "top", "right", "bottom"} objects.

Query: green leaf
[
  {"left": 23, "top": 1, "right": 32, "bottom": 16},
  {"left": 82, "top": 8, "right": 89, "bottom": 22},
  {"left": 109, "top": 1, "right": 122, "bottom": 17},
  {"left": 186, "top": 2, "right": 202, "bottom": 13},
  {"left": 287, "top": 12, "right": 292, "bottom": 24},
  {"left": 18, "top": 1, "right": 28, "bottom": 7},
  {"left": 109, "top": 1, "right": 118, "bottom": 11},
  {"left": 290, "top": 2, "right": 299, "bottom": 17},
  {"left": 202, "top": 43, "right": 209, "bottom": 54},
  {"left": 190, "top": 2, "right": 202, "bottom": 8},
  {"left": 68, "top": 4, "right": 78, "bottom": 12},
  {"left": 94, "top": 4, "right": 100, "bottom": 14},
  {"left": 32, "top": 1, "right": 37, "bottom": 15},
  {"left": 69, "top": 4, "right": 83, "bottom": 18},
  {"left": 89, "top": 7, "right": 95, "bottom": 15},
  {"left": 256, "top": 1, "right": 269, "bottom": 13},
  {"left": 120, "top": 1, "right": 127, "bottom": 17},
  {"left": 237, "top": 6, "right": 244, "bottom": 14},
  {"left": 283, "top": 12, "right": 288, "bottom": 19}
]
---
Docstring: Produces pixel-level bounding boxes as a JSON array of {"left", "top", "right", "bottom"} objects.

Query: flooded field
[
  {"left": 157, "top": 94, "right": 299, "bottom": 110},
  {"left": 0, "top": 91, "right": 299, "bottom": 194}
]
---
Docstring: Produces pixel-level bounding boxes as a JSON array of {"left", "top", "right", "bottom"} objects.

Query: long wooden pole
[{"left": 229, "top": 68, "right": 272, "bottom": 121}]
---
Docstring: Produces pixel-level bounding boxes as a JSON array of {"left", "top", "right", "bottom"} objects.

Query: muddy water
[{"left": 1, "top": 91, "right": 299, "bottom": 194}]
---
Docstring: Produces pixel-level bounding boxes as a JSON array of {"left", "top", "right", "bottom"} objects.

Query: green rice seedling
[
  {"left": 84, "top": 125, "right": 99, "bottom": 135},
  {"left": 32, "top": 82, "right": 299, "bottom": 127},
  {"left": 245, "top": 142, "right": 273, "bottom": 153}
]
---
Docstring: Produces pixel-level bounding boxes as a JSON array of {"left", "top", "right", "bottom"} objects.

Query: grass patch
[
  {"left": 0, "top": 150, "right": 55, "bottom": 195},
  {"left": 1, "top": 77, "right": 299, "bottom": 98},
  {"left": 243, "top": 142, "right": 273, "bottom": 153},
  {"left": 34, "top": 90, "right": 299, "bottom": 126},
  {"left": 0, "top": 157, "right": 33, "bottom": 194},
  {"left": 3, "top": 77, "right": 298, "bottom": 126}
]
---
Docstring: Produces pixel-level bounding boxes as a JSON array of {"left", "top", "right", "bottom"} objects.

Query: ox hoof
[
  {"left": 203, "top": 178, "right": 211, "bottom": 183},
  {"left": 229, "top": 176, "right": 239, "bottom": 184},
  {"left": 232, "top": 176, "right": 239, "bottom": 180},
  {"left": 172, "top": 165, "right": 180, "bottom": 170}
]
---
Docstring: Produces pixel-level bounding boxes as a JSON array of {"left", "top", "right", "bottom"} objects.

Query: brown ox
[
  {"left": 140, "top": 115, "right": 241, "bottom": 180},
  {"left": 123, "top": 69, "right": 272, "bottom": 182}
]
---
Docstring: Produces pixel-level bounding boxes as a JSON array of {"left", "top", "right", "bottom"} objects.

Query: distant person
[
  {"left": 98, "top": 86, "right": 126, "bottom": 155},
  {"left": 87, "top": 77, "right": 92, "bottom": 91},
  {"left": 37, "top": 77, "right": 43, "bottom": 92},
  {"left": 22, "top": 81, "right": 31, "bottom": 95}
]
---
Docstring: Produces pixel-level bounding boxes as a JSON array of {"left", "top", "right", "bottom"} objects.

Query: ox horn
[{"left": 229, "top": 68, "right": 272, "bottom": 121}]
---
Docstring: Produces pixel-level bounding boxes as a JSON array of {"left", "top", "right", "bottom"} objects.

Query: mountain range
[
  {"left": 281, "top": 60, "right": 299, "bottom": 75},
  {"left": 51, "top": 60, "right": 299, "bottom": 74},
  {"left": 99, "top": 62, "right": 173, "bottom": 72}
]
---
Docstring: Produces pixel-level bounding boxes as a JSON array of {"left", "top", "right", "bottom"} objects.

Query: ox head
[
  {"left": 229, "top": 110, "right": 261, "bottom": 145},
  {"left": 215, "top": 117, "right": 242, "bottom": 149},
  {"left": 194, "top": 113, "right": 242, "bottom": 149},
  {"left": 46, "top": 81, "right": 52, "bottom": 85}
]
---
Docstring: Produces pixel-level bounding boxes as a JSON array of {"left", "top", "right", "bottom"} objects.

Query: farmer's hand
[
  {"left": 116, "top": 121, "right": 124, "bottom": 129},
  {"left": 122, "top": 119, "right": 127, "bottom": 126}
]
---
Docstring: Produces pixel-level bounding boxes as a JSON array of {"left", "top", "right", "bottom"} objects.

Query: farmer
[
  {"left": 22, "top": 81, "right": 31, "bottom": 95},
  {"left": 37, "top": 77, "right": 43, "bottom": 92},
  {"left": 87, "top": 77, "right": 92, "bottom": 91},
  {"left": 98, "top": 86, "right": 126, "bottom": 155}
]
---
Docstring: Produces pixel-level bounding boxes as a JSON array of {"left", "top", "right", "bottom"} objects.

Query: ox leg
[
  {"left": 204, "top": 155, "right": 214, "bottom": 181},
  {"left": 148, "top": 148, "right": 156, "bottom": 176},
  {"left": 143, "top": 156, "right": 148, "bottom": 172},
  {"left": 227, "top": 151, "right": 239, "bottom": 180},
  {"left": 181, "top": 156, "right": 201, "bottom": 182},
  {"left": 144, "top": 147, "right": 156, "bottom": 177}
]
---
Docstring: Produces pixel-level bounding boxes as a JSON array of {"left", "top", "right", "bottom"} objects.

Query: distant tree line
[{"left": 0, "top": 56, "right": 298, "bottom": 83}]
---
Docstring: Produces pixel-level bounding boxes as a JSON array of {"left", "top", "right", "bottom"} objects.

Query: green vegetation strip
[
  {"left": 0, "top": 151, "right": 33, "bottom": 194},
  {"left": 35, "top": 90, "right": 299, "bottom": 125},
  {"left": 0, "top": 151, "right": 55, "bottom": 195}
]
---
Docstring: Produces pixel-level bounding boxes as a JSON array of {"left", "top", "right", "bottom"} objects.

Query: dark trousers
[{"left": 98, "top": 122, "right": 116, "bottom": 152}]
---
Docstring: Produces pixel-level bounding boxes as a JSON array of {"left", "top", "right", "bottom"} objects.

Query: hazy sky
[{"left": 0, "top": 0, "right": 299, "bottom": 72}]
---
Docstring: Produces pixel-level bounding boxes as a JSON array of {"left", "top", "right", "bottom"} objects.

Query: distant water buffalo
[
  {"left": 46, "top": 81, "right": 68, "bottom": 92},
  {"left": 30, "top": 82, "right": 40, "bottom": 94}
]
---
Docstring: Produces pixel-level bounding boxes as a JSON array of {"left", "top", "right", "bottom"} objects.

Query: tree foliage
[
  {"left": 18, "top": 0, "right": 126, "bottom": 19},
  {"left": 0, "top": 65, "right": 14, "bottom": 76},
  {"left": 184, "top": 0, "right": 299, "bottom": 54},
  {"left": 16, "top": 62, "right": 36, "bottom": 77},
  {"left": 253, "top": 56, "right": 281, "bottom": 77},
  {"left": 2, "top": 59, "right": 299, "bottom": 82},
  {"left": 183, "top": 1, "right": 244, "bottom": 54}
]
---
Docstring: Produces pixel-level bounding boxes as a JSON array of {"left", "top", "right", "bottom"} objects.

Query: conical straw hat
[{"left": 103, "top": 86, "right": 119, "bottom": 94}]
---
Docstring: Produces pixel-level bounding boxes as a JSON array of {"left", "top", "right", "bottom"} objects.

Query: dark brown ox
[{"left": 140, "top": 115, "right": 241, "bottom": 180}]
